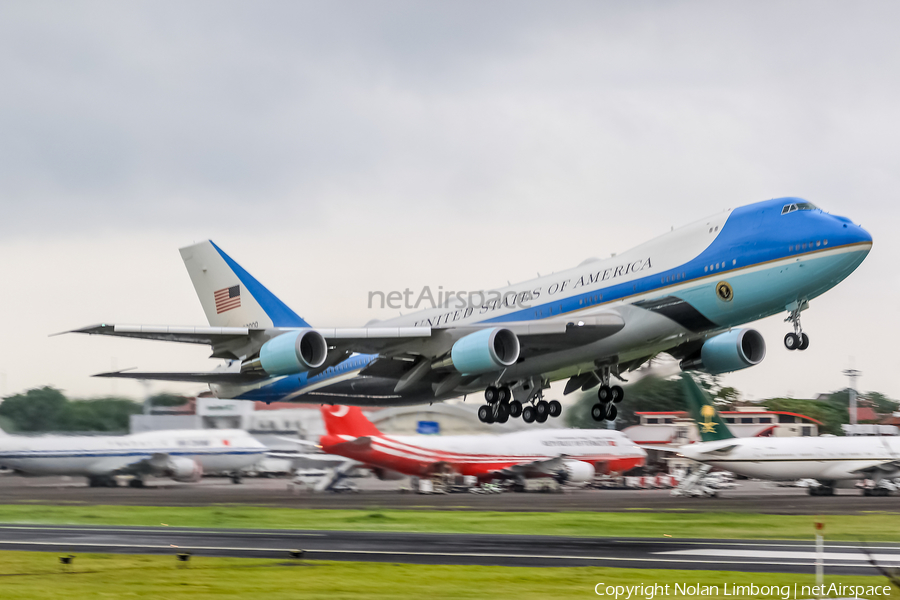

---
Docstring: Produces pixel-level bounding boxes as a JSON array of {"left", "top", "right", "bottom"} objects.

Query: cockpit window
[{"left": 781, "top": 202, "right": 818, "bottom": 215}]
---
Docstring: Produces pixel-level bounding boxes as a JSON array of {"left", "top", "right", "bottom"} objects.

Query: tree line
[
  {"left": 565, "top": 375, "right": 898, "bottom": 435},
  {"left": 0, "top": 387, "right": 190, "bottom": 434}
]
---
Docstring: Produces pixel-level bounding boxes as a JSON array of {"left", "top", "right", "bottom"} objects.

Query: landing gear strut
[
  {"left": 784, "top": 306, "right": 810, "bottom": 351},
  {"left": 591, "top": 367, "right": 624, "bottom": 422},
  {"left": 478, "top": 383, "right": 561, "bottom": 425}
]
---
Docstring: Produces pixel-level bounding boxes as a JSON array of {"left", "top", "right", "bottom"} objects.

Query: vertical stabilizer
[
  {"left": 321, "top": 405, "right": 382, "bottom": 438},
  {"left": 680, "top": 373, "right": 736, "bottom": 442},
  {"left": 179, "top": 241, "right": 309, "bottom": 328}
]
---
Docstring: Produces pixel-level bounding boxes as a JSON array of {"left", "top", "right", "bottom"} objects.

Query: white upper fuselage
[
  {"left": 679, "top": 435, "right": 900, "bottom": 482},
  {"left": 0, "top": 429, "right": 267, "bottom": 477}
]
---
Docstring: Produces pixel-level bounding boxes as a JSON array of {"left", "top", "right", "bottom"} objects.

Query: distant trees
[
  {"left": 762, "top": 398, "right": 846, "bottom": 435},
  {"left": 564, "top": 374, "right": 896, "bottom": 436},
  {"left": 566, "top": 375, "right": 686, "bottom": 429},
  {"left": 0, "top": 387, "right": 142, "bottom": 433},
  {"left": 147, "top": 393, "right": 191, "bottom": 408}
]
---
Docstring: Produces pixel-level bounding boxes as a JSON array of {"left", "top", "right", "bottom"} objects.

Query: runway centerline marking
[{"left": 658, "top": 549, "right": 900, "bottom": 563}]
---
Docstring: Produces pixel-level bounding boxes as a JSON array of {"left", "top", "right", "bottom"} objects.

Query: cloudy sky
[{"left": 1, "top": 1, "right": 897, "bottom": 403}]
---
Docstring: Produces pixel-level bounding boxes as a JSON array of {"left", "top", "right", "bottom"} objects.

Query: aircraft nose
[
  {"left": 853, "top": 223, "right": 873, "bottom": 245},
  {"left": 828, "top": 213, "right": 872, "bottom": 247}
]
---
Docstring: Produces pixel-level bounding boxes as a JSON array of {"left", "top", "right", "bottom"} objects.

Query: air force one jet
[
  {"left": 0, "top": 428, "right": 267, "bottom": 487},
  {"left": 71, "top": 198, "right": 871, "bottom": 425}
]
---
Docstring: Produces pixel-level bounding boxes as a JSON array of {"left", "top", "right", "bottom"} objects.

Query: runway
[
  {"left": 1, "top": 476, "right": 898, "bottom": 514},
  {"left": 1, "top": 524, "right": 898, "bottom": 574}
]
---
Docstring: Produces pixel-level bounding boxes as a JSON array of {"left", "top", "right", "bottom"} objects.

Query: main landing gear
[
  {"left": 478, "top": 384, "right": 562, "bottom": 425},
  {"left": 590, "top": 369, "right": 624, "bottom": 422},
  {"left": 784, "top": 306, "right": 810, "bottom": 351}
]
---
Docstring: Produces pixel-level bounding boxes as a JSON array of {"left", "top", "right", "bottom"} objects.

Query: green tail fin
[{"left": 680, "top": 373, "right": 736, "bottom": 442}]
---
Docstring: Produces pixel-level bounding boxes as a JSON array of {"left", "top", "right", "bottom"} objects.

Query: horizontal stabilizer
[
  {"left": 68, "top": 323, "right": 251, "bottom": 345},
  {"left": 93, "top": 370, "right": 266, "bottom": 384},
  {"left": 328, "top": 437, "right": 373, "bottom": 452}
]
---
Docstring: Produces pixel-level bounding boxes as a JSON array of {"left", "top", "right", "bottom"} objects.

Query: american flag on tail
[{"left": 214, "top": 285, "right": 241, "bottom": 314}]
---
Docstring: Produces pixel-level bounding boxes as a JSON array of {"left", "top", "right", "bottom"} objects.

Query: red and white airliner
[{"left": 318, "top": 406, "right": 646, "bottom": 485}]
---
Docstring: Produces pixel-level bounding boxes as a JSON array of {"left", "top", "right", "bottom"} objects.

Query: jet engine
[
  {"left": 433, "top": 328, "right": 520, "bottom": 375},
  {"left": 680, "top": 328, "right": 766, "bottom": 375},
  {"left": 553, "top": 459, "right": 595, "bottom": 484},
  {"left": 163, "top": 456, "right": 203, "bottom": 482},
  {"left": 241, "top": 329, "right": 328, "bottom": 376}
]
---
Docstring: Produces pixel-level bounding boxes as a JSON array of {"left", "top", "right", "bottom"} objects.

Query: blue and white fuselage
[{"left": 76, "top": 198, "right": 871, "bottom": 413}]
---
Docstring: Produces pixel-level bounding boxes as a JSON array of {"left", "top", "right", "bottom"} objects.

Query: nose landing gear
[{"left": 784, "top": 306, "right": 810, "bottom": 351}]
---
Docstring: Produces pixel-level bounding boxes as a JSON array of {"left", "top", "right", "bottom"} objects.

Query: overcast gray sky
[{"left": 1, "top": 1, "right": 897, "bottom": 403}]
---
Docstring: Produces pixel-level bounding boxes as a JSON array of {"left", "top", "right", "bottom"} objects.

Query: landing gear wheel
[
  {"left": 128, "top": 478, "right": 145, "bottom": 489},
  {"left": 591, "top": 403, "right": 605, "bottom": 422},
  {"left": 535, "top": 411, "right": 548, "bottom": 423},
  {"left": 611, "top": 386, "right": 624, "bottom": 403},
  {"left": 495, "top": 403, "right": 510, "bottom": 424},
  {"left": 535, "top": 400, "right": 549, "bottom": 418},
  {"left": 522, "top": 406, "right": 536, "bottom": 423},
  {"left": 497, "top": 386, "right": 511, "bottom": 403},
  {"left": 798, "top": 333, "right": 810, "bottom": 350},
  {"left": 548, "top": 400, "right": 562, "bottom": 418},
  {"left": 477, "top": 405, "right": 493, "bottom": 423},
  {"left": 784, "top": 333, "right": 800, "bottom": 350},
  {"left": 597, "top": 385, "right": 612, "bottom": 402},
  {"left": 605, "top": 404, "right": 618, "bottom": 421},
  {"left": 484, "top": 386, "right": 498, "bottom": 402},
  {"left": 231, "top": 475, "right": 243, "bottom": 484},
  {"left": 508, "top": 400, "right": 523, "bottom": 418}
]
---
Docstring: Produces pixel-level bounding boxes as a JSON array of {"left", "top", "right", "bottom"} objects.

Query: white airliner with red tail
[{"left": 317, "top": 406, "right": 646, "bottom": 486}]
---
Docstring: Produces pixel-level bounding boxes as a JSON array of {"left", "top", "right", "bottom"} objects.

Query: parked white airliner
[
  {"left": 677, "top": 374, "right": 900, "bottom": 496},
  {"left": 0, "top": 428, "right": 267, "bottom": 487},
  {"left": 70, "top": 198, "right": 871, "bottom": 426}
]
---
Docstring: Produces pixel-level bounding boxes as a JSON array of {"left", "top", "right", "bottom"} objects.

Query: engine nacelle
[
  {"left": 437, "top": 328, "right": 520, "bottom": 375},
  {"left": 680, "top": 328, "right": 766, "bottom": 375},
  {"left": 242, "top": 329, "right": 328, "bottom": 376},
  {"left": 165, "top": 456, "right": 203, "bottom": 483},
  {"left": 554, "top": 459, "right": 595, "bottom": 484}
]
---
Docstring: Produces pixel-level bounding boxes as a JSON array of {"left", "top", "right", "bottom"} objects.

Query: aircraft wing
[
  {"left": 70, "top": 315, "right": 624, "bottom": 382},
  {"left": 850, "top": 460, "right": 900, "bottom": 476},
  {"left": 494, "top": 456, "right": 569, "bottom": 478},
  {"left": 92, "top": 370, "right": 266, "bottom": 384},
  {"left": 83, "top": 454, "right": 154, "bottom": 476},
  {"left": 68, "top": 323, "right": 434, "bottom": 360}
]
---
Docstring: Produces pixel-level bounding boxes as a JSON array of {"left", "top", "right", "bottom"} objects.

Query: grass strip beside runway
[
  {"left": 0, "top": 505, "right": 899, "bottom": 540},
  {"left": 0, "top": 551, "right": 890, "bottom": 600}
]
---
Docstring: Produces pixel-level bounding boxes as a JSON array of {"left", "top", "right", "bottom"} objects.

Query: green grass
[
  {"left": 1, "top": 504, "right": 899, "bottom": 541},
  {"left": 0, "top": 551, "right": 890, "bottom": 600}
]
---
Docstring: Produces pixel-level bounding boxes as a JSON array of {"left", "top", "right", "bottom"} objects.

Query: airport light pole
[{"left": 843, "top": 368, "right": 861, "bottom": 425}]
